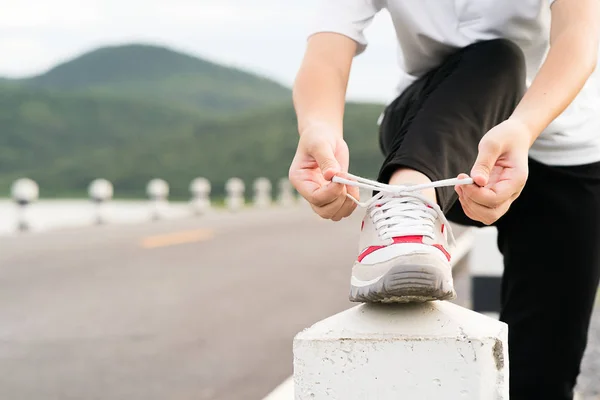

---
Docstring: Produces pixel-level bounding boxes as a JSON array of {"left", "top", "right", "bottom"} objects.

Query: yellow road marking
[{"left": 141, "top": 229, "right": 214, "bottom": 249}]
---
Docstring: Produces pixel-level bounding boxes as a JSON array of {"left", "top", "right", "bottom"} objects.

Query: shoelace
[{"left": 332, "top": 173, "right": 474, "bottom": 247}]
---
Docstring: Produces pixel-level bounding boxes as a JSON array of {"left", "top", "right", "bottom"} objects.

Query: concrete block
[{"left": 294, "top": 301, "right": 508, "bottom": 400}]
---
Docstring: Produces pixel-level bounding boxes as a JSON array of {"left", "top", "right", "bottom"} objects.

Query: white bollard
[
  {"left": 225, "top": 178, "right": 245, "bottom": 212},
  {"left": 88, "top": 179, "right": 114, "bottom": 225},
  {"left": 294, "top": 302, "right": 509, "bottom": 400},
  {"left": 190, "top": 178, "right": 211, "bottom": 215},
  {"left": 146, "top": 179, "right": 169, "bottom": 221},
  {"left": 11, "top": 178, "right": 39, "bottom": 232},
  {"left": 278, "top": 178, "right": 296, "bottom": 207},
  {"left": 253, "top": 177, "right": 272, "bottom": 208}
]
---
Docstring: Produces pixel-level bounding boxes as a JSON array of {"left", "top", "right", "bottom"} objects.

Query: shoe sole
[{"left": 350, "top": 263, "right": 456, "bottom": 303}]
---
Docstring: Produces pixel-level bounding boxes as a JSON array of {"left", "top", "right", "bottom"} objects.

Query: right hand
[{"left": 289, "top": 127, "right": 359, "bottom": 221}]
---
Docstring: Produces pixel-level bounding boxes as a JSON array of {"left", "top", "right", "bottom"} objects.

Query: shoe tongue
[
  {"left": 372, "top": 189, "right": 425, "bottom": 213},
  {"left": 388, "top": 192, "right": 423, "bottom": 205},
  {"left": 378, "top": 193, "right": 431, "bottom": 225},
  {"left": 388, "top": 181, "right": 420, "bottom": 192}
]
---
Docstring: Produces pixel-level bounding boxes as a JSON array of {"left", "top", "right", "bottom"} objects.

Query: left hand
[{"left": 455, "top": 119, "right": 531, "bottom": 225}]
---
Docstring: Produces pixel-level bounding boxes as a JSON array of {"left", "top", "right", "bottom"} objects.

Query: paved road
[
  {"left": 0, "top": 207, "right": 368, "bottom": 400},
  {"left": 0, "top": 206, "right": 596, "bottom": 400}
]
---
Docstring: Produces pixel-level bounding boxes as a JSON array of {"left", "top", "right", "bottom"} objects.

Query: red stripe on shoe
[
  {"left": 357, "top": 245, "right": 386, "bottom": 262},
  {"left": 357, "top": 236, "right": 424, "bottom": 262},
  {"left": 392, "top": 235, "right": 424, "bottom": 244},
  {"left": 441, "top": 224, "right": 445, "bottom": 233},
  {"left": 357, "top": 235, "right": 451, "bottom": 262},
  {"left": 433, "top": 244, "right": 451, "bottom": 261}
]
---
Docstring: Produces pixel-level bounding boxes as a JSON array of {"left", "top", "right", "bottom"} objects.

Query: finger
[
  {"left": 454, "top": 185, "right": 463, "bottom": 198},
  {"left": 510, "top": 190, "right": 521, "bottom": 202},
  {"left": 471, "top": 139, "right": 503, "bottom": 187},
  {"left": 309, "top": 142, "right": 342, "bottom": 181},
  {"left": 460, "top": 191, "right": 498, "bottom": 215},
  {"left": 290, "top": 165, "right": 345, "bottom": 207},
  {"left": 346, "top": 184, "right": 360, "bottom": 202},
  {"left": 331, "top": 195, "right": 357, "bottom": 221},
  {"left": 459, "top": 195, "right": 496, "bottom": 225},
  {"left": 311, "top": 193, "right": 347, "bottom": 219},
  {"left": 308, "top": 180, "right": 345, "bottom": 207},
  {"left": 459, "top": 186, "right": 519, "bottom": 217},
  {"left": 458, "top": 195, "right": 478, "bottom": 222},
  {"left": 461, "top": 182, "right": 514, "bottom": 208},
  {"left": 332, "top": 185, "right": 359, "bottom": 220},
  {"left": 459, "top": 194, "right": 511, "bottom": 225},
  {"left": 454, "top": 173, "right": 470, "bottom": 197},
  {"left": 461, "top": 186, "right": 502, "bottom": 209}
]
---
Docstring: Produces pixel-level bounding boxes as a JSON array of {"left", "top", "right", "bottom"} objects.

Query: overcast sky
[{"left": 0, "top": 0, "right": 400, "bottom": 102}]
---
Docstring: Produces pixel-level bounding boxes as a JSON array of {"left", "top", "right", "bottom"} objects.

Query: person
[{"left": 289, "top": 0, "right": 600, "bottom": 399}]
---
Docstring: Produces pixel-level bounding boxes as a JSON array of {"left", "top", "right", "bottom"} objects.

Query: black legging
[{"left": 377, "top": 38, "right": 600, "bottom": 400}]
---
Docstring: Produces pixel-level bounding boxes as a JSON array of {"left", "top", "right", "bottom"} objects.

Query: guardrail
[{"left": 6, "top": 177, "right": 297, "bottom": 232}]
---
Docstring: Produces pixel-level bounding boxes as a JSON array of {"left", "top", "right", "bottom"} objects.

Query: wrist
[
  {"left": 507, "top": 115, "right": 539, "bottom": 147},
  {"left": 298, "top": 120, "right": 342, "bottom": 139}
]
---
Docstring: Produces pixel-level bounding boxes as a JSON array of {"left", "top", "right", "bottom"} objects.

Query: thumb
[
  {"left": 471, "top": 139, "right": 502, "bottom": 187},
  {"left": 311, "top": 142, "right": 341, "bottom": 181}
]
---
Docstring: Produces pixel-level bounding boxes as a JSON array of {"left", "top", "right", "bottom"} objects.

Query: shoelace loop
[{"left": 332, "top": 173, "right": 474, "bottom": 246}]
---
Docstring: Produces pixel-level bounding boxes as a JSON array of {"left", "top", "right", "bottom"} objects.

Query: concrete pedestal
[
  {"left": 225, "top": 196, "right": 244, "bottom": 212},
  {"left": 191, "top": 198, "right": 211, "bottom": 215},
  {"left": 294, "top": 301, "right": 508, "bottom": 400}
]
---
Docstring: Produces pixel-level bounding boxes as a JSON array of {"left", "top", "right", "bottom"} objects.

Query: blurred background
[
  {"left": 0, "top": 1, "right": 598, "bottom": 400},
  {"left": 0, "top": 0, "right": 402, "bottom": 201}
]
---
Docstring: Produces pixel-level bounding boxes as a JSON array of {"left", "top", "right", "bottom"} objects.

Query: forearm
[
  {"left": 293, "top": 61, "right": 348, "bottom": 138},
  {"left": 293, "top": 34, "right": 356, "bottom": 138},
  {"left": 510, "top": 3, "right": 599, "bottom": 144}
]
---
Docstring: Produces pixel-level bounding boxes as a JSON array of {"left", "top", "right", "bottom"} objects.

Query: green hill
[
  {"left": 0, "top": 85, "right": 385, "bottom": 199},
  {"left": 9, "top": 44, "right": 291, "bottom": 114}
]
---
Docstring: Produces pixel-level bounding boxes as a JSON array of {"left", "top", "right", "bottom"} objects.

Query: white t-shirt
[{"left": 309, "top": 0, "right": 600, "bottom": 166}]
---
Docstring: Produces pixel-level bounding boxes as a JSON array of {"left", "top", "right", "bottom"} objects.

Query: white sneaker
[{"left": 333, "top": 173, "right": 473, "bottom": 303}]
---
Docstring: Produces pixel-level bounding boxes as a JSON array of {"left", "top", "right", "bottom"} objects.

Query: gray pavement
[
  {"left": 0, "top": 207, "right": 597, "bottom": 400},
  {"left": 0, "top": 208, "right": 361, "bottom": 400}
]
